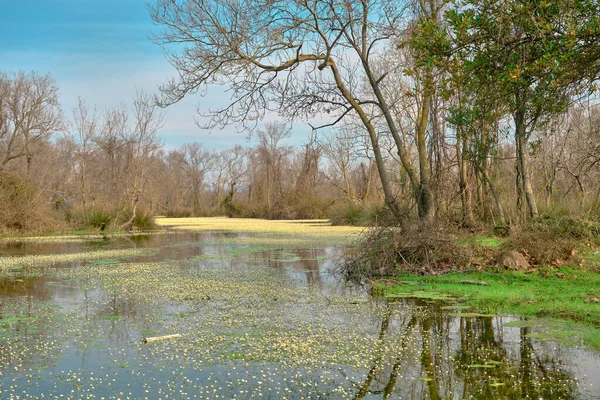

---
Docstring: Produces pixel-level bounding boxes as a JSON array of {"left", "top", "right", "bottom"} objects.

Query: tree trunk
[
  {"left": 514, "top": 108, "right": 538, "bottom": 218},
  {"left": 477, "top": 163, "right": 506, "bottom": 226},
  {"left": 120, "top": 201, "right": 137, "bottom": 231},
  {"left": 416, "top": 70, "right": 435, "bottom": 222},
  {"left": 456, "top": 125, "right": 473, "bottom": 226},
  {"left": 328, "top": 62, "right": 402, "bottom": 220}
]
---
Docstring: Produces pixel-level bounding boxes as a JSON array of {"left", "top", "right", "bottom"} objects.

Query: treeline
[
  {"left": 1, "top": 71, "right": 600, "bottom": 232},
  {"left": 0, "top": 71, "right": 388, "bottom": 232}
]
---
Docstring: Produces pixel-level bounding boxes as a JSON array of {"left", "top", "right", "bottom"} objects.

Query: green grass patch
[{"left": 382, "top": 266, "right": 600, "bottom": 349}]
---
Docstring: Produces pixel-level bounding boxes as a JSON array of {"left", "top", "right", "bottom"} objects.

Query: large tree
[{"left": 149, "top": 0, "right": 443, "bottom": 221}]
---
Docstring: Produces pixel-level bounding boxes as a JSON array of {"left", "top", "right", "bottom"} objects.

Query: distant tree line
[{"left": 0, "top": 71, "right": 389, "bottom": 231}]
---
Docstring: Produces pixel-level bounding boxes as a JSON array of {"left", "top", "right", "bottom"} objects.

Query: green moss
[
  {"left": 383, "top": 266, "right": 600, "bottom": 349},
  {"left": 474, "top": 236, "right": 504, "bottom": 247}
]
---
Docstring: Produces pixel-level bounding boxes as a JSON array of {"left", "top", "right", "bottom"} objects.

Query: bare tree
[
  {"left": 149, "top": 0, "right": 443, "bottom": 220},
  {"left": 181, "top": 142, "right": 215, "bottom": 213},
  {"left": 0, "top": 71, "right": 64, "bottom": 173},
  {"left": 96, "top": 104, "right": 129, "bottom": 201},
  {"left": 71, "top": 98, "right": 99, "bottom": 215},
  {"left": 120, "top": 90, "right": 165, "bottom": 230},
  {"left": 318, "top": 127, "right": 360, "bottom": 201},
  {"left": 222, "top": 145, "right": 247, "bottom": 216},
  {"left": 256, "top": 123, "right": 291, "bottom": 211}
]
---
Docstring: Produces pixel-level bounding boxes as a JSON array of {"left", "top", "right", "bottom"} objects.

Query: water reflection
[{"left": 350, "top": 299, "right": 584, "bottom": 399}]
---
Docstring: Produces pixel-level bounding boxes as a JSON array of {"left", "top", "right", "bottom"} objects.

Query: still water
[{"left": 0, "top": 231, "right": 599, "bottom": 399}]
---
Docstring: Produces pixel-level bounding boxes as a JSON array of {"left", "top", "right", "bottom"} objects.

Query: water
[{"left": 0, "top": 231, "right": 599, "bottom": 399}]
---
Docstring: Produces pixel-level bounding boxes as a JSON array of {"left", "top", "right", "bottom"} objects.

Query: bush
[
  {"left": 342, "top": 224, "right": 474, "bottom": 278},
  {"left": 0, "top": 172, "right": 62, "bottom": 233},
  {"left": 329, "top": 201, "right": 363, "bottom": 226},
  {"left": 131, "top": 209, "right": 157, "bottom": 230},
  {"left": 65, "top": 207, "right": 116, "bottom": 230},
  {"left": 525, "top": 215, "right": 600, "bottom": 240},
  {"left": 500, "top": 216, "right": 600, "bottom": 265},
  {"left": 87, "top": 209, "right": 114, "bottom": 229}
]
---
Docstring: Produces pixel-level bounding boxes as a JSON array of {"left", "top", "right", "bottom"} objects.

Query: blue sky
[{"left": 0, "top": 0, "right": 308, "bottom": 149}]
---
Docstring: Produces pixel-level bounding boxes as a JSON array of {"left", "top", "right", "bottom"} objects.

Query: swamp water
[{"left": 0, "top": 230, "right": 599, "bottom": 399}]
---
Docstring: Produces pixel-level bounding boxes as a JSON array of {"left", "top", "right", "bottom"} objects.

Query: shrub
[
  {"left": 525, "top": 215, "right": 600, "bottom": 240},
  {"left": 329, "top": 201, "right": 363, "bottom": 226},
  {"left": 0, "top": 172, "right": 61, "bottom": 233},
  {"left": 87, "top": 209, "right": 114, "bottom": 230},
  {"left": 342, "top": 224, "right": 474, "bottom": 278},
  {"left": 500, "top": 216, "right": 600, "bottom": 265},
  {"left": 132, "top": 209, "right": 157, "bottom": 230}
]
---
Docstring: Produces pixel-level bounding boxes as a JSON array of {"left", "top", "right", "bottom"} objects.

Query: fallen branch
[{"left": 142, "top": 333, "right": 181, "bottom": 344}]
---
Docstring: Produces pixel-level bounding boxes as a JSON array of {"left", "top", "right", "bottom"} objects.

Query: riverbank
[{"left": 378, "top": 260, "right": 600, "bottom": 349}]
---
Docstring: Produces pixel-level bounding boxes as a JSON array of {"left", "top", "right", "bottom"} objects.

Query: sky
[{"left": 0, "top": 0, "right": 310, "bottom": 150}]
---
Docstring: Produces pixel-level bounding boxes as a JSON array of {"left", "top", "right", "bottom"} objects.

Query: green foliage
[
  {"left": 445, "top": 0, "right": 600, "bottom": 118},
  {"left": 407, "top": 17, "right": 451, "bottom": 69},
  {"left": 87, "top": 209, "right": 114, "bottom": 230}
]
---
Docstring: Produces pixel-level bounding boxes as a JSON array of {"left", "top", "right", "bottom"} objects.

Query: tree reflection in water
[{"left": 352, "top": 298, "right": 578, "bottom": 399}]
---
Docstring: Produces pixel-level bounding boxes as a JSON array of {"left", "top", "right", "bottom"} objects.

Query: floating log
[{"left": 142, "top": 334, "right": 181, "bottom": 343}]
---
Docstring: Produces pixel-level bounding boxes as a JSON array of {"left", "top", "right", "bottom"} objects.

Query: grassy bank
[
  {"left": 342, "top": 218, "right": 600, "bottom": 350},
  {"left": 379, "top": 259, "right": 600, "bottom": 349}
]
